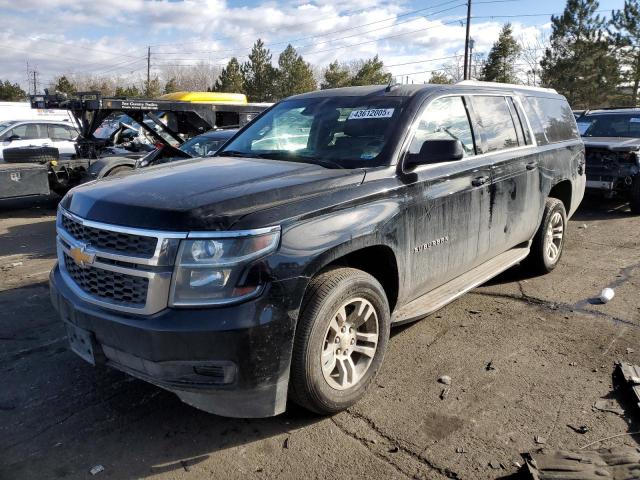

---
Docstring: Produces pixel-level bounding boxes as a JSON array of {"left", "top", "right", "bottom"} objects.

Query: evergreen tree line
[{"left": 2, "top": 0, "right": 639, "bottom": 109}]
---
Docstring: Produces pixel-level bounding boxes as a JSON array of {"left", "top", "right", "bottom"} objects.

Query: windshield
[
  {"left": 219, "top": 96, "right": 405, "bottom": 168},
  {"left": 582, "top": 114, "right": 640, "bottom": 138},
  {"left": 180, "top": 134, "right": 231, "bottom": 157},
  {"left": 0, "top": 120, "right": 18, "bottom": 133}
]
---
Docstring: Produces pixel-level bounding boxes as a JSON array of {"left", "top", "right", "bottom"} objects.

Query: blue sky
[{"left": 0, "top": 0, "right": 625, "bottom": 90}]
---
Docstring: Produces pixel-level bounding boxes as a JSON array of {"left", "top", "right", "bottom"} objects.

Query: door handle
[
  {"left": 471, "top": 175, "right": 489, "bottom": 187},
  {"left": 526, "top": 161, "right": 538, "bottom": 170}
]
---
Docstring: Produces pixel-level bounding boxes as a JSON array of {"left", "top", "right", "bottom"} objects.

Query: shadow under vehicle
[{"left": 0, "top": 91, "right": 267, "bottom": 201}]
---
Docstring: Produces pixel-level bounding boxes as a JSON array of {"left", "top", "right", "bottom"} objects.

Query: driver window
[{"left": 409, "top": 96, "right": 475, "bottom": 156}]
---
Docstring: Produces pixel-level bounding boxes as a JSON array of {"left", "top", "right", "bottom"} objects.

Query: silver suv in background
[{"left": 0, "top": 120, "right": 79, "bottom": 160}]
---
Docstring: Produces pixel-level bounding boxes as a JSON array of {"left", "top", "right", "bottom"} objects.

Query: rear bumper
[{"left": 50, "top": 265, "right": 303, "bottom": 417}]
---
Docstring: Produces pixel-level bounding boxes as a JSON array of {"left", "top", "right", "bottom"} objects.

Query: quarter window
[
  {"left": 526, "top": 96, "right": 579, "bottom": 143},
  {"left": 470, "top": 96, "right": 520, "bottom": 153},
  {"left": 409, "top": 96, "right": 475, "bottom": 157},
  {"left": 48, "top": 124, "right": 76, "bottom": 140}
]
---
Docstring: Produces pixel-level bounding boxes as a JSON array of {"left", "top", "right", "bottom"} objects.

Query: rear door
[
  {"left": 468, "top": 95, "right": 542, "bottom": 254},
  {"left": 402, "top": 95, "right": 493, "bottom": 300}
]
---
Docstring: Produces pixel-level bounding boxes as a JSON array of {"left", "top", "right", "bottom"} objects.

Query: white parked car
[{"left": 0, "top": 120, "right": 79, "bottom": 160}]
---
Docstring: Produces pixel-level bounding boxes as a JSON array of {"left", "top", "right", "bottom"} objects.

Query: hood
[
  {"left": 62, "top": 156, "right": 365, "bottom": 231},
  {"left": 582, "top": 137, "right": 640, "bottom": 151}
]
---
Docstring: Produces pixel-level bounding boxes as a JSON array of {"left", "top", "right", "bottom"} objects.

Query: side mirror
[
  {"left": 6, "top": 134, "right": 21, "bottom": 142},
  {"left": 406, "top": 139, "right": 464, "bottom": 167}
]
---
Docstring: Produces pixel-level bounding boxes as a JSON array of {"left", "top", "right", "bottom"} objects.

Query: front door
[{"left": 401, "top": 95, "right": 493, "bottom": 301}]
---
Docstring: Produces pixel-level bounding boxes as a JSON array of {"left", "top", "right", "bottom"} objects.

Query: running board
[{"left": 391, "top": 247, "right": 530, "bottom": 325}]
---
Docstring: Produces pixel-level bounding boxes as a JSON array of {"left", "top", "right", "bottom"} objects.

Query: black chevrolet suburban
[{"left": 50, "top": 81, "right": 585, "bottom": 417}]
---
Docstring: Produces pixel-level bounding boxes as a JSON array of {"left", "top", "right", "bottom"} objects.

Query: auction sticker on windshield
[{"left": 348, "top": 108, "right": 395, "bottom": 120}]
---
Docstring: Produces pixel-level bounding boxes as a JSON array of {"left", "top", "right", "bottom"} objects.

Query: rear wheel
[
  {"left": 289, "top": 267, "right": 390, "bottom": 414},
  {"left": 630, "top": 177, "right": 640, "bottom": 214},
  {"left": 523, "top": 198, "right": 567, "bottom": 274}
]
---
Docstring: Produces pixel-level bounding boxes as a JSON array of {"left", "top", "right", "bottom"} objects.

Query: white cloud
[{"left": 0, "top": 0, "right": 550, "bottom": 90}]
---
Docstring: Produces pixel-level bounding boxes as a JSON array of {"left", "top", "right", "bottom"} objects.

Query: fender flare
[{"left": 88, "top": 157, "right": 137, "bottom": 179}]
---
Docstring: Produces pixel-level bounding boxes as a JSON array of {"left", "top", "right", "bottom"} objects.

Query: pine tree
[
  {"left": 53, "top": 75, "right": 76, "bottom": 96},
  {"left": 610, "top": 0, "right": 640, "bottom": 105},
  {"left": 428, "top": 71, "right": 453, "bottom": 84},
  {"left": 242, "top": 40, "right": 277, "bottom": 102},
  {"left": 321, "top": 61, "right": 351, "bottom": 89},
  {"left": 0, "top": 80, "right": 27, "bottom": 101},
  {"left": 541, "top": 0, "right": 620, "bottom": 108},
  {"left": 350, "top": 56, "right": 393, "bottom": 86},
  {"left": 275, "top": 45, "right": 317, "bottom": 99},
  {"left": 143, "top": 77, "right": 162, "bottom": 98},
  {"left": 480, "top": 23, "right": 521, "bottom": 83},
  {"left": 115, "top": 85, "right": 141, "bottom": 97},
  {"left": 164, "top": 77, "right": 179, "bottom": 94},
  {"left": 213, "top": 58, "right": 245, "bottom": 93}
]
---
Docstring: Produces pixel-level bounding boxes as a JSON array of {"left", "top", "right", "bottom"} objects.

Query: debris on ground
[
  {"left": 388, "top": 446, "right": 399, "bottom": 453},
  {"left": 599, "top": 287, "right": 615, "bottom": 304},
  {"left": 617, "top": 362, "right": 640, "bottom": 408},
  {"left": 627, "top": 348, "right": 635, "bottom": 354},
  {"left": 593, "top": 399, "right": 625, "bottom": 415},
  {"left": 10, "top": 262, "right": 23, "bottom": 267},
  {"left": 456, "top": 447, "right": 466, "bottom": 453},
  {"left": 523, "top": 447, "right": 640, "bottom": 479},
  {"left": 534, "top": 435, "right": 546, "bottom": 445},
  {"left": 567, "top": 425, "right": 589, "bottom": 434},
  {"left": 283, "top": 437, "right": 290, "bottom": 449},
  {"left": 440, "top": 387, "right": 450, "bottom": 400},
  {"left": 438, "top": 375, "right": 451, "bottom": 385},
  {"left": 579, "top": 224, "right": 588, "bottom": 229},
  {"left": 569, "top": 362, "right": 577, "bottom": 366},
  {"left": 89, "top": 465, "right": 104, "bottom": 476},
  {"left": 485, "top": 360, "right": 495, "bottom": 371},
  {"left": 468, "top": 310, "right": 481, "bottom": 315},
  {"left": 488, "top": 460, "right": 502, "bottom": 470}
]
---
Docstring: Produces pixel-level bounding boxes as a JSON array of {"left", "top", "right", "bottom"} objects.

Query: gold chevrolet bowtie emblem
[{"left": 69, "top": 245, "right": 95, "bottom": 267}]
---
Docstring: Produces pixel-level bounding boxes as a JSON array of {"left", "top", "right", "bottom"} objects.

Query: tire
[
  {"left": 289, "top": 267, "right": 390, "bottom": 415},
  {"left": 523, "top": 197, "right": 567, "bottom": 274},
  {"left": 630, "top": 177, "right": 640, "bottom": 214},
  {"left": 3, "top": 146, "right": 59, "bottom": 164},
  {"left": 104, "top": 165, "right": 133, "bottom": 177}
]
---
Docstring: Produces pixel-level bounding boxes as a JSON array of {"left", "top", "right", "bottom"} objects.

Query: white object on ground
[
  {"left": 599, "top": 288, "right": 615, "bottom": 304},
  {"left": 89, "top": 465, "right": 104, "bottom": 475}
]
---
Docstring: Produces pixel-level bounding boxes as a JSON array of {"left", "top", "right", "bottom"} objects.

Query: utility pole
[
  {"left": 469, "top": 38, "right": 475, "bottom": 79},
  {"left": 146, "top": 46, "right": 151, "bottom": 94},
  {"left": 463, "top": 0, "right": 472, "bottom": 80},
  {"left": 32, "top": 70, "right": 38, "bottom": 95}
]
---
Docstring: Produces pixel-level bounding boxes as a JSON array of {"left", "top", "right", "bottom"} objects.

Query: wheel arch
[{"left": 548, "top": 179, "right": 572, "bottom": 215}]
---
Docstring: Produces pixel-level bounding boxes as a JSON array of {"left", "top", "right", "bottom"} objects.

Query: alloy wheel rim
[
  {"left": 321, "top": 297, "right": 379, "bottom": 391},
  {"left": 545, "top": 211, "right": 564, "bottom": 263}
]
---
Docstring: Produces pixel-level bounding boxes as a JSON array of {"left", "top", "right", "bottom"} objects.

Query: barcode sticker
[{"left": 348, "top": 108, "right": 395, "bottom": 120}]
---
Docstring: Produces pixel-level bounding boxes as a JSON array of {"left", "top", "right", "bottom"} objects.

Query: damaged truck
[
  {"left": 579, "top": 108, "right": 640, "bottom": 213},
  {"left": 0, "top": 91, "right": 267, "bottom": 201},
  {"left": 50, "top": 81, "right": 585, "bottom": 417}
]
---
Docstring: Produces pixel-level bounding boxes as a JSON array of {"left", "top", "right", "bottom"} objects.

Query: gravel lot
[{"left": 1, "top": 194, "right": 639, "bottom": 480}]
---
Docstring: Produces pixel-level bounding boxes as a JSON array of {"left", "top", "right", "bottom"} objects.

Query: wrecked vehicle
[
  {"left": 580, "top": 108, "right": 640, "bottom": 213},
  {"left": 0, "top": 92, "right": 267, "bottom": 201},
  {"left": 50, "top": 81, "right": 585, "bottom": 417},
  {"left": 136, "top": 128, "right": 237, "bottom": 168}
]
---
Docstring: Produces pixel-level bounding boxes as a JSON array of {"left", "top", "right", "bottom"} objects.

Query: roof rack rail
[{"left": 456, "top": 80, "right": 557, "bottom": 94}]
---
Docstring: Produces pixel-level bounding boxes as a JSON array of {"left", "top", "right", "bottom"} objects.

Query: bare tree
[
  {"left": 441, "top": 54, "right": 465, "bottom": 82},
  {"left": 519, "top": 33, "right": 549, "bottom": 87},
  {"left": 158, "top": 62, "right": 222, "bottom": 91}
]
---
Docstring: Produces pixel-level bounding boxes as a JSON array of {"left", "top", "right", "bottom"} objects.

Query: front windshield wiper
[
  {"left": 296, "top": 155, "right": 345, "bottom": 169},
  {"left": 218, "top": 150, "right": 251, "bottom": 157}
]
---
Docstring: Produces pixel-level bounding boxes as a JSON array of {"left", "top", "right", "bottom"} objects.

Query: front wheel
[
  {"left": 289, "top": 267, "right": 390, "bottom": 415},
  {"left": 523, "top": 197, "right": 567, "bottom": 274}
]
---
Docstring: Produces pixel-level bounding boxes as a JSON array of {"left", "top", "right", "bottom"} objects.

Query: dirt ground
[{"left": 0, "top": 194, "right": 639, "bottom": 480}]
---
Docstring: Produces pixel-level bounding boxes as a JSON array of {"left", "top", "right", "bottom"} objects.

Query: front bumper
[{"left": 50, "top": 264, "right": 304, "bottom": 417}]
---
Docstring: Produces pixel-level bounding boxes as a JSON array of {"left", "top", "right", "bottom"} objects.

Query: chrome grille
[
  {"left": 57, "top": 209, "right": 186, "bottom": 315},
  {"left": 61, "top": 214, "right": 157, "bottom": 257},
  {"left": 64, "top": 253, "right": 148, "bottom": 306}
]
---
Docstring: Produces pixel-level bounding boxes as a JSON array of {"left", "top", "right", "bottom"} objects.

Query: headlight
[{"left": 169, "top": 227, "right": 280, "bottom": 306}]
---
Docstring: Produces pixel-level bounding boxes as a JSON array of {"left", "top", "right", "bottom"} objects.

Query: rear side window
[
  {"left": 48, "top": 124, "right": 76, "bottom": 140},
  {"left": 525, "top": 96, "right": 579, "bottom": 143},
  {"left": 470, "top": 96, "right": 519, "bottom": 153}
]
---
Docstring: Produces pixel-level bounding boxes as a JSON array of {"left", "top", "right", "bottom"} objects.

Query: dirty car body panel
[{"left": 49, "top": 83, "right": 585, "bottom": 417}]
